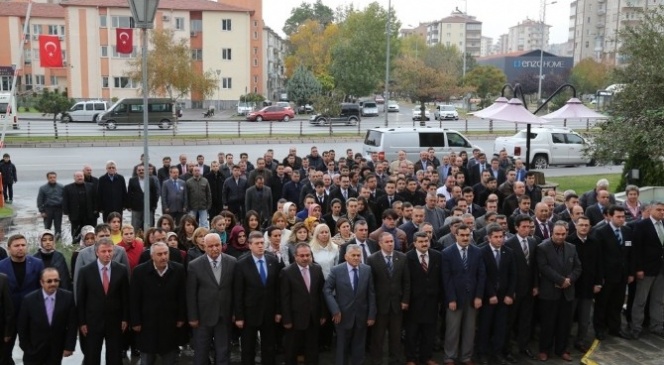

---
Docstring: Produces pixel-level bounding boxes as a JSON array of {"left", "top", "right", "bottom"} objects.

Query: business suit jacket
[
  {"left": 62, "top": 181, "right": 97, "bottom": 223},
  {"left": 234, "top": 253, "right": 281, "bottom": 327},
  {"left": 76, "top": 261, "right": 130, "bottom": 330},
  {"left": 96, "top": 173, "right": 128, "bottom": 216},
  {"left": 280, "top": 262, "right": 327, "bottom": 330},
  {"left": 0, "top": 256, "right": 44, "bottom": 317},
  {"left": 338, "top": 238, "right": 379, "bottom": 264},
  {"left": 441, "top": 244, "right": 486, "bottom": 306},
  {"left": 127, "top": 176, "right": 160, "bottom": 211},
  {"left": 481, "top": 245, "right": 517, "bottom": 301},
  {"left": 0, "top": 273, "right": 14, "bottom": 338},
  {"left": 535, "top": 240, "right": 582, "bottom": 301},
  {"left": 245, "top": 185, "right": 273, "bottom": 224},
  {"left": 73, "top": 245, "right": 129, "bottom": 299},
  {"left": 222, "top": 176, "right": 248, "bottom": 207},
  {"left": 398, "top": 221, "right": 420, "bottom": 246},
  {"left": 33, "top": 251, "right": 71, "bottom": 291},
  {"left": 17, "top": 288, "right": 77, "bottom": 363},
  {"left": 375, "top": 194, "right": 404, "bottom": 220},
  {"left": 186, "top": 253, "right": 237, "bottom": 326},
  {"left": 161, "top": 178, "right": 188, "bottom": 214},
  {"left": 406, "top": 249, "right": 442, "bottom": 323},
  {"left": 314, "top": 192, "right": 331, "bottom": 215},
  {"left": 534, "top": 220, "right": 555, "bottom": 241},
  {"left": 504, "top": 235, "right": 539, "bottom": 298},
  {"left": 567, "top": 234, "right": 601, "bottom": 299},
  {"left": 369, "top": 227, "right": 408, "bottom": 252},
  {"left": 329, "top": 187, "right": 358, "bottom": 212},
  {"left": 632, "top": 218, "right": 664, "bottom": 276},
  {"left": 592, "top": 223, "right": 632, "bottom": 284},
  {"left": 585, "top": 204, "right": 606, "bottom": 227},
  {"left": 323, "top": 263, "right": 377, "bottom": 330},
  {"left": 367, "top": 251, "right": 410, "bottom": 314}
]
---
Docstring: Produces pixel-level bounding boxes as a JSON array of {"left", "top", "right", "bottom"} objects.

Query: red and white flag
[
  {"left": 38, "top": 35, "right": 63, "bottom": 68},
  {"left": 116, "top": 28, "right": 133, "bottom": 54}
]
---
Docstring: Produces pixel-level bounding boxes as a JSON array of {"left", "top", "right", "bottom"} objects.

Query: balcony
[
  {"left": 597, "top": 8, "right": 606, "bottom": 15},
  {"left": 596, "top": 22, "right": 605, "bottom": 28}
]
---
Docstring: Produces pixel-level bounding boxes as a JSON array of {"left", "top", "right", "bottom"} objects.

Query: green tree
[
  {"left": 34, "top": 89, "right": 73, "bottom": 139},
  {"left": 126, "top": 29, "right": 216, "bottom": 103},
  {"left": 330, "top": 2, "right": 400, "bottom": 97},
  {"left": 287, "top": 65, "right": 322, "bottom": 106},
  {"left": 463, "top": 65, "right": 507, "bottom": 107},
  {"left": 240, "top": 93, "right": 265, "bottom": 103},
  {"left": 311, "top": 92, "right": 343, "bottom": 121},
  {"left": 569, "top": 58, "right": 612, "bottom": 95},
  {"left": 590, "top": 6, "right": 664, "bottom": 190},
  {"left": 284, "top": 20, "right": 339, "bottom": 78},
  {"left": 283, "top": 0, "right": 335, "bottom": 36}
]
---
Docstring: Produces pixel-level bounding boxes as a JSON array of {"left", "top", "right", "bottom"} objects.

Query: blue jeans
[{"left": 189, "top": 210, "right": 209, "bottom": 228}]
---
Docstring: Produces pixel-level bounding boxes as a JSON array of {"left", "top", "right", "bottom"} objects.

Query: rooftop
[
  {"left": 0, "top": 2, "right": 65, "bottom": 18},
  {"left": 60, "top": 0, "right": 252, "bottom": 13}
]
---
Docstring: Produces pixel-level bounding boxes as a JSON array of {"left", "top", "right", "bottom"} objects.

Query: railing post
[
  {"left": 586, "top": 119, "right": 590, "bottom": 131},
  {"left": 465, "top": 118, "right": 468, "bottom": 133},
  {"left": 27, "top": 121, "right": 30, "bottom": 137},
  {"left": 328, "top": 118, "right": 332, "bottom": 136},
  {"left": 205, "top": 120, "right": 209, "bottom": 138},
  {"left": 269, "top": 121, "right": 273, "bottom": 137},
  {"left": 357, "top": 119, "right": 361, "bottom": 136},
  {"left": 237, "top": 121, "right": 241, "bottom": 138},
  {"left": 299, "top": 120, "right": 303, "bottom": 137},
  {"left": 489, "top": 120, "right": 493, "bottom": 134},
  {"left": 515, "top": 123, "right": 518, "bottom": 133}
]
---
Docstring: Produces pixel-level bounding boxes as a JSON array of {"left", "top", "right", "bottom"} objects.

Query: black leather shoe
[
  {"left": 596, "top": 331, "right": 606, "bottom": 340},
  {"left": 504, "top": 353, "right": 518, "bottom": 363},
  {"left": 618, "top": 330, "right": 635, "bottom": 340},
  {"left": 494, "top": 354, "right": 508, "bottom": 365},
  {"left": 521, "top": 349, "right": 537, "bottom": 360},
  {"left": 574, "top": 342, "right": 589, "bottom": 353}
]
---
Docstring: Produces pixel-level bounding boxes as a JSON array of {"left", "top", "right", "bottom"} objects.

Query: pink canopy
[
  {"left": 541, "top": 98, "right": 608, "bottom": 120},
  {"left": 480, "top": 98, "right": 550, "bottom": 125}
]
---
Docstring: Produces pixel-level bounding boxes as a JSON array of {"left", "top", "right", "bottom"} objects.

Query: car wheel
[
  {"left": 160, "top": 119, "right": 172, "bottom": 129},
  {"left": 61, "top": 115, "right": 71, "bottom": 123},
  {"left": 106, "top": 121, "right": 117, "bottom": 130},
  {"left": 256, "top": 116, "right": 263, "bottom": 122},
  {"left": 283, "top": 115, "right": 290, "bottom": 122},
  {"left": 455, "top": 117, "right": 459, "bottom": 120},
  {"left": 531, "top": 154, "right": 548, "bottom": 169}
]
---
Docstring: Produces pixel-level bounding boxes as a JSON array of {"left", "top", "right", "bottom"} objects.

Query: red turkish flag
[
  {"left": 116, "top": 28, "right": 133, "bottom": 54},
  {"left": 38, "top": 35, "right": 63, "bottom": 68}
]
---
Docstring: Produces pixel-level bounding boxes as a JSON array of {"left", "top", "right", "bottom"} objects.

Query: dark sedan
[{"left": 246, "top": 106, "right": 295, "bottom": 122}]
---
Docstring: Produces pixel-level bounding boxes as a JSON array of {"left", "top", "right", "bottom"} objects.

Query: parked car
[
  {"left": 61, "top": 100, "right": 108, "bottom": 123},
  {"left": 434, "top": 104, "right": 459, "bottom": 120},
  {"left": 310, "top": 103, "right": 361, "bottom": 126},
  {"left": 297, "top": 104, "right": 314, "bottom": 114},
  {"left": 360, "top": 101, "right": 379, "bottom": 117},
  {"left": 386, "top": 100, "right": 399, "bottom": 112},
  {"left": 493, "top": 127, "right": 595, "bottom": 169},
  {"left": 246, "top": 106, "right": 295, "bottom": 122},
  {"left": 97, "top": 98, "right": 174, "bottom": 129},
  {"left": 374, "top": 95, "right": 385, "bottom": 104},
  {"left": 412, "top": 107, "right": 431, "bottom": 121},
  {"left": 236, "top": 102, "right": 255, "bottom": 115},
  {"left": 275, "top": 101, "right": 293, "bottom": 110}
]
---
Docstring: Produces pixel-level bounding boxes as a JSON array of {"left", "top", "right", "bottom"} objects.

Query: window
[
  {"left": 253, "top": 47, "right": 258, "bottom": 55},
  {"left": 100, "top": 15, "right": 107, "bottom": 28},
  {"left": 72, "top": 104, "right": 84, "bottom": 111},
  {"left": 101, "top": 46, "right": 108, "bottom": 57},
  {"left": 253, "top": 31, "right": 258, "bottom": 39},
  {"left": 175, "top": 17, "right": 185, "bottom": 30},
  {"left": 50, "top": 76, "right": 58, "bottom": 86},
  {"left": 112, "top": 46, "right": 137, "bottom": 58},
  {"left": 60, "top": 26, "right": 65, "bottom": 35},
  {"left": 551, "top": 133, "right": 565, "bottom": 144},
  {"left": 24, "top": 74, "right": 32, "bottom": 85},
  {"left": 253, "top": 20, "right": 258, "bottom": 27},
  {"left": 191, "top": 19, "right": 203, "bottom": 32},
  {"left": 111, "top": 16, "right": 131, "bottom": 28},
  {"left": 33, "top": 24, "right": 41, "bottom": 34},
  {"left": 222, "top": 77, "right": 232, "bottom": 89},
  {"left": 191, "top": 49, "right": 203, "bottom": 60},
  {"left": 253, "top": 75, "right": 258, "bottom": 83},
  {"left": 35, "top": 75, "right": 45, "bottom": 85},
  {"left": 566, "top": 134, "right": 585, "bottom": 144},
  {"left": 85, "top": 103, "right": 94, "bottom": 111},
  {"left": 102, "top": 77, "right": 109, "bottom": 88},
  {"left": 222, "top": 19, "right": 232, "bottom": 31},
  {"left": 253, "top": 58, "right": 258, "bottom": 66},
  {"left": 419, "top": 133, "right": 446, "bottom": 148},
  {"left": 222, "top": 48, "right": 232, "bottom": 60},
  {"left": 24, "top": 49, "right": 32, "bottom": 64},
  {"left": 130, "top": 104, "right": 143, "bottom": 112},
  {"left": 446, "top": 132, "right": 470, "bottom": 147},
  {"left": 32, "top": 48, "right": 39, "bottom": 61},
  {"left": 48, "top": 25, "right": 59, "bottom": 35},
  {"left": 113, "top": 77, "right": 135, "bottom": 88}
]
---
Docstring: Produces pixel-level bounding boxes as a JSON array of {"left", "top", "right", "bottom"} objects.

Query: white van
[
  {"left": 61, "top": 100, "right": 108, "bottom": 123},
  {"left": 0, "top": 92, "right": 18, "bottom": 129},
  {"left": 362, "top": 127, "right": 481, "bottom": 162}
]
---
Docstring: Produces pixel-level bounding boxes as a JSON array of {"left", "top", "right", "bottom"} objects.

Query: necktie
[
  {"left": 173, "top": 179, "right": 177, "bottom": 188},
  {"left": 302, "top": 267, "right": 310, "bottom": 292},
  {"left": 479, "top": 165, "right": 483, "bottom": 174},
  {"left": 461, "top": 248, "right": 468, "bottom": 270},
  {"left": 45, "top": 296, "right": 54, "bottom": 325},
  {"left": 494, "top": 249, "right": 501, "bottom": 268},
  {"left": 541, "top": 223, "right": 549, "bottom": 239},
  {"left": 388, "top": 196, "right": 393, "bottom": 205},
  {"left": 102, "top": 266, "right": 110, "bottom": 294},
  {"left": 258, "top": 259, "right": 267, "bottom": 285},
  {"left": 656, "top": 221, "right": 664, "bottom": 245},
  {"left": 343, "top": 190, "right": 348, "bottom": 200},
  {"left": 614, "top": 229, "right": 623, "bottom": 245},
  {"left": 212, "top": 260, "right": 217, "bottom": 269},
  {"left": 360, "top": 243, "right": 369, "bottom": 263},
  {"left": 420, "top": 254, "right": 428, "bottom": 272},
  {"left": 386, "top": 255, "right": 393, "bottom": 275},
  {"left": 352, "top": 268, "right": 359, "bottom": 295},
  {"left": 522, "top": 239, "right": 530, "bottom": 264}
]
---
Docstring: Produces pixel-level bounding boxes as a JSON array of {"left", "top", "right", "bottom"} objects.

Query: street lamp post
[
  {"left": 537, "top": 0, "right": 557, "bottom": 103},
  {"left": 128, "top": 0, "right": 159, "bottom": 234},
  {"left": 384, "top": 0, "right": 391, "bottom": 127}
]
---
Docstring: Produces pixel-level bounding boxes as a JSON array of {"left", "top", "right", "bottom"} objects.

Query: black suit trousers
[
  {"left": 506, "top": 292, "right": 534, "bottom": 352},
  {"left": 478, "top": 302, "right": 509, "bottom": 355},
  {"left": 284, "top": 319, "right": 320, "bottom": 365},
  {"left": 593, "top": 280, "right": 627, "bottom": 334},
  {"left": 241, "top": 320, "right": 276, "bottom": 365},
  {"left": 84, "top": 326, "right": 123, "bottom": 365},
  {"left": 404, "top": 320, "right": 436, "bottom": 363},
  {"left": 538, "top": 298, "right": 573, "bottom": 356},
  {"left": 369, "top": 312, "right": 404, "bottom": 365}
]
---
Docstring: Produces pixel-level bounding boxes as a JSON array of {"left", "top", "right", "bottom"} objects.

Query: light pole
[
  {"left": 128, "top": 0, "right": 159, "bottom": 234},
  {"left": 384, "top": 0, "right": 391, "bottom": 126},
  {"left": 537, "top": 0, "right": 557, "bottom": 103},
  {"left": 461, "top": 0, "right": 468, "bottom": 79},
  {"left": 216, "top": 69, "right": 221, "bottom": 111}
]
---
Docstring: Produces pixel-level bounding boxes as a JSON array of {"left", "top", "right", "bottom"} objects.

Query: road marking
[{"left": 580, "top": 339, "right": 600, "bottom": 365}]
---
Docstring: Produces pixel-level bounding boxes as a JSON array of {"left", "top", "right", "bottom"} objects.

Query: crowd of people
[{"left": 0, "top": 145, "right": 660, "bottom": 365}]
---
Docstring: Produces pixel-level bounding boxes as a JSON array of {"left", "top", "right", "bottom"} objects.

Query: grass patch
[
  {"left": 546, "top": 173, "right": 621, "bottom": 195},
  {"left": 0, "top": 206, "right": 14, "bottom": 218}
]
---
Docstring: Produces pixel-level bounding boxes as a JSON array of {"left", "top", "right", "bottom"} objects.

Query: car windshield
[
  {"left": 364, "top": 102, "right": 377, "bottom": 108},
  {"left": 440, "top": 105, "right": 455, "bottom": 111},
  {"left": 364, "top": 130, "right": 383, "bottom": 147},
  {"left": 513, "top": 131, "right": 538, "bottom": 139},
  {"left": 0, "top": 103, "right": 8, "bottom": 113}
]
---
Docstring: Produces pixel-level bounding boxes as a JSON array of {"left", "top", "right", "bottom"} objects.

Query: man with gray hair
[
  {"left": 97, "top": 160, "right": 128, "bottom": 222},
  {"left": 579, "top": 178, "right": 616, "bottom": 210}
]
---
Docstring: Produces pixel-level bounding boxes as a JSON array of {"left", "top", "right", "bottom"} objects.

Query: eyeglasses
[{"left": 44, "top": 279, "right": 60, "bottom": 284}]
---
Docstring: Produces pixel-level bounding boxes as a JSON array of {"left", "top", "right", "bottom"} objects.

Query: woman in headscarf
[
  {"left": 282, "top": 202, "right": 298, "bottom": 228},
  {"left": 226, "top": 225, "right": 249, "bottom": 259},
  {"left": 33, "top": 229, "right": 71, "bottom": 290}
]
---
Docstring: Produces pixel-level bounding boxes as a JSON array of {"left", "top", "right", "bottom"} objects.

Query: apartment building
[
  {"left": 423, "top": 11, "right": 482, "bottom": 57},
  {"left": 0, "top": 0, "right": 259, "bottom": 107},
  {"left": 480, "top": 36, "right": 493, "bottom": 57},
  {"left": 506, "top": 18, "right": 551, "bottom": 53},
  {"left": 568, "top": 0, "right": 660, "bottom": 66},
  {"left": 263, "top": 26, "right": 286, "bottom": 102}
]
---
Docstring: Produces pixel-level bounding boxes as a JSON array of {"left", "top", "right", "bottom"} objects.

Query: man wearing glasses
[{"left": 17, "top": 267, "right": 77, "bottom": 364}]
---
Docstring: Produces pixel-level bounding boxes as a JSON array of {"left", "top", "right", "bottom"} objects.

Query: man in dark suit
[
  {"left": 405, "top": 232, "right": 442, "bottom": 365},
  {"left": 567, "top": 216, "right": 601, "bottom": 352},
  {"left": 222, "top": 165, "right": 248, "bottom": 220},
  {"left": 504, "top": 214, "right": 539, "bottom": 361},
  {"left": 313, "top": 180, "right": 331, "bottom": 214},
  {"left": 468, "top": 153, "right": 490, "bottom": 187},
  {"left": 367, "top": 232, "right": 410, "bottom": 365},
  {"left": 130, "top": 243, "right": 187, "bottom": 365},
  {"left": 96, "top": 160, "right": 128, "bottom": 222},
  {"left": 127, "top": 164, "right": 160, "bottom": 231},
  {"left": 76, "top": 238, "right": 130, "bottom": 365},
  {"left": 585, "top": 189, "right": 610, "bottom": 227},
  {"left": 339, "top": 221, "right": 379, "bottom": 264},
  {"left": 161, "top": 166, "right": 188, "bottom": 224},
  {"left": 187, "top": 233, "right": 237, "bottom": 365},
  {"left": 536, "top": 222, "right": 582, "bottom": 362},
  {"left": 534, "top": 202, "right": 555, "bottom": 241},
  {"left": 592, "top": 205, "right": 632, "bottom": 340},
  {"left": 245, "top": 176, "right": 274, "bottom": 225},
  {"left": 234, "top": 231, "right": 281, "bottom": 365},
  {"left": 324, "top": 244, "right": 377, "bottom": 365},
  {"left": 476, "top": 224, "right": 516, "bottom": 365},
  {"left": 0, "top": 272, "right": 13, "bottom": 360},
  {"left": 329, "top": 174, "right": 358, "bottom": 214},
  {"left": 0, "top": 234, "right": 44, "bottom": 365},
  {"left": 441, "top": 224, "right": 486, "bottom": 365},
  {"left": 374, "top": 181, "right": 403, "bottom": 220},
  {"left": 62, "top": 171, "right": 97, "bottom": 242},
  {"left": 630, "top": 201, "right": 664, "bottom": 339},
  {"left": 280, "top": 243, "right": 327, "bottom": 365},
  {"left": 206, "top": 161, "right": 227, "bottom": 220},
  {"left": 17, "top": 267, "right": 77, "bottom": 365}
]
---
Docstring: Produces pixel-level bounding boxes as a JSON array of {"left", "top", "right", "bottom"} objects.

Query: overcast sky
[{"left": 264, "top": 0, "right": 572, "bottom": 44}]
